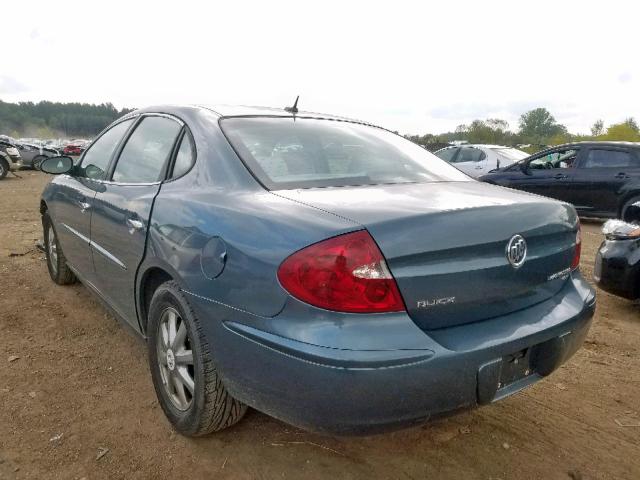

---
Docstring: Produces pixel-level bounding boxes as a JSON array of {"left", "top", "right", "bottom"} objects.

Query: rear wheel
[
  {"left": 43, "top": 212, "right": 77, "bottom": 285},
  {"left": 147, "top": 281, "right": 247, "bottom": 436}
]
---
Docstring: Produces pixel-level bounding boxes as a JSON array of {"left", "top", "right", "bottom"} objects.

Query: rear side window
[
  {"left": 171, "top": 132, "right": 195, "bottom": 179},
  {"left": 112, "top": 116, "right": 182, "bottom": 183},
  {"left": 221, "top": 117, "right": 470, "bottom": 190},
  {"left": 81, "top": 119, "right": 134, "bottom": 180},
  {"left": 435, "top": 148, "right": 458, "bottom": 162},
  {"left": 583, "top": 149, "right": 639, "bottom": 169},
  {"left": 453, "top": 148, "right": 485, "bottom": 163}
]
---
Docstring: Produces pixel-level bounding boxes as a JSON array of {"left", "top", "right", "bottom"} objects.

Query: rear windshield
[
  {"left": 490, "top": 147, "right": 529, "bottom": 162},
  {"left": 220, "top": 117, "right": 471, "bottom": 189}
]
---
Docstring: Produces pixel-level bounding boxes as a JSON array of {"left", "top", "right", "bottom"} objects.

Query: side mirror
[
  {"left": 40, "top": 156, "right": 74, "bottom": 175},
  {"left": 520, "top": 162, "right": 531, "bottom": 175}
]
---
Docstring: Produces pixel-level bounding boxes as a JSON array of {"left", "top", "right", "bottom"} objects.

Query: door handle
[
  {"left": 76, "top": 201, "right": 91, "bottom": 212},
  {"left": 553, "top": 173, "right": 568, "bottom": 179},
  {"left": 615, "top": 172, "right": 629, "bottom": 179},
  {"left": 126, "top": 218, "right": 144, "bottom": 233}
]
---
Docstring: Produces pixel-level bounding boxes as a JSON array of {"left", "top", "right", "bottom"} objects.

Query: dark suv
[{"left": 480, "top": 142, "right": 640, "bottom": 220}]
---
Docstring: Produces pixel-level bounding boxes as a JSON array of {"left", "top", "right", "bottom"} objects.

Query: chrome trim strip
[
  {"left": 89, "top": 179, "right": 162, "bottom": 186},
  {"left": 61, "top": 223, "right": 90, "bottom": 244},
  {"left": 91, "top": 240, "right": 127, "bottom": 270},
  {"left": 61, "top": 223, "right": 127, "bottom": 270}
]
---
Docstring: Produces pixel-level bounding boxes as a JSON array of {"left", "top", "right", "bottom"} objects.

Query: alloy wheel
[
  {"left": 157, "top": 307, "right": 195, "bottom": 411},
  {"left": 48, "top": 225, "right": 58, "bottom": 275}
]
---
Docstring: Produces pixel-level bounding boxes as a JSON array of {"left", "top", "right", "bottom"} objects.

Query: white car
[{"left": 434, "top": 144, "right": 530, "bottom": 178}]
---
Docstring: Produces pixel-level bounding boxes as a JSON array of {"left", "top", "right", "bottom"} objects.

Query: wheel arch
[
  {"left": 618, "top": 192, "right": 640, "bottom": 220},
  {"left": 137, "top": 265, "right": 177, "bottom": 336}
]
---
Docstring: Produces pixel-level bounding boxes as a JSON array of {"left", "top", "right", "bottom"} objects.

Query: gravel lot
[{"left": 1, "top": 171, "right": 639, "bottom": 480}]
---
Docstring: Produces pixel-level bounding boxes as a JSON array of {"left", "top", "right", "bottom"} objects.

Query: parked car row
[{"left": 0, "top": 135, "right": 92, "bottom": 179}]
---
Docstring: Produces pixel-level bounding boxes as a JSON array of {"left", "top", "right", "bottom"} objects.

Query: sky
[{"left": 1, "top": 0, "right": 639, "bottom": 135}]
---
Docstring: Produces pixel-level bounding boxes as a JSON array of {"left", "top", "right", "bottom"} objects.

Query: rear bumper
[
  {"left": 594, "top": 239, "right": 640, "bottom": 300},
  {"left": 187, "top": 272, "right": 595, "bottom": 435}
]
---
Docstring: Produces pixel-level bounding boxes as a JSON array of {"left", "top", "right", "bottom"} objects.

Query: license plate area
[{"left": 498, "top": 348, "right": 532, "bottom": 388}]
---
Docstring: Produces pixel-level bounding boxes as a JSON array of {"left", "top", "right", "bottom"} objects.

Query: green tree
[
  {"left": 518, "top": 108, "right": 566, "bottom": 144},
  {"left": 600, "top": 122, "right": 640, "bottom": 141},
  {"left": 590, "top": 119, "right": 604, "bottom": 137},
  {"left": 623, "top": 117, "right": 639, "bottom": 133}
]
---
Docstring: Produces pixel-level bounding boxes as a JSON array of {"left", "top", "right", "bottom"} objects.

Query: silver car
[{"left": 435, "top": 144, "right": 529, "bottom": 178}]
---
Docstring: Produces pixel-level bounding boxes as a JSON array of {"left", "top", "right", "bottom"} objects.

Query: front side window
[
  {"left": 582, "top": 149, "right": 639, "bottom": 169},
  {"left": 529, "top": 148, "right": 579, "bottom": 170},
  {"left": 112, "top": 116, "right": 182, "bottom": 183},
  {"left": 80, "top": 119, "right": 134, "bottom": 180},
  {"left": 221, "top": 117, "right": 471, "bottom": 189}
]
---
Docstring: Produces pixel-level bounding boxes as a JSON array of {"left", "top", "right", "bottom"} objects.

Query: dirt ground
[{"left": 0, "top": 171, "right": 638, "bottom": 480}]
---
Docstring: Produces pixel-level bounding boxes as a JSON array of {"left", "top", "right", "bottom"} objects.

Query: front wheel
[
  {"left": 147, "top": 281, "right": 247, "bottom": 436},
  {"left": 620, "top": 196, "right": 640, "bottom": 222},
  {"left": 43, "top": 212, "right": 77, "bottom": 285}
]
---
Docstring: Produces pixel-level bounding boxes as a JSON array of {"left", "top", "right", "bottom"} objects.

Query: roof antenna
[{"left": 284, "top": 95, "right": 299, "bottom": 114}]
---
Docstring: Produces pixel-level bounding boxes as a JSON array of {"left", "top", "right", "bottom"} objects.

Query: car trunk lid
[{"left": 274, "top": 182, "right": 578, "bottom": 330}]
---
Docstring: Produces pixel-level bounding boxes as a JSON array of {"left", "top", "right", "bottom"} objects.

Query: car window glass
[
  {"left": 529, "top": 149, "right": 579, "bottom": 170},
  {"left": 583, "top": 149, "right": 639, "bottom": 168},
  {"left": 112, "top": 116, "right": 181, "bottom": 183},
  {"left": 171, "top": 132, "right": 195, "bottom": 178},
  {"left": 434, "top": 148, "right": 458, "bottom": 162},
  {"left": 80, "top": 119, "right": 134, "bottom": 180},
  {"left": 221, "top": 117, "right": 470, "bottom": 189},
  {"left": 452, "top": 148, "right": 485, "bottom": 163}
]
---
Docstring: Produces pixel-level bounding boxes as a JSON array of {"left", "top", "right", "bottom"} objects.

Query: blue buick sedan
[{"left": 38, "top": 105, "right": 595, "bottom": 435}]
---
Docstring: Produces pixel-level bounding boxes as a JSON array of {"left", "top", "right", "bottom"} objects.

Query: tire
[
  {"left": 0, "top": 158, "right": 8, "bottom": 180},
  {"left": 147, "top": 281, "right": 247, "bottom": 436},
  {"left": 42, "top": 212, "right": 77, "bottom": 285},
  {"left": 620, "top": 196, "right": 640, "bottom": 222}
]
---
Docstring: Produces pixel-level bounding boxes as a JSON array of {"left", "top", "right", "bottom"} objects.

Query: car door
[
  {"left": 570, "top": 146, "right": 640, "bottom": 217},
  {"left": 49, "top": 119, "right": 135, "bottom": 284},
  {"left": 89, "top": 114, "right": 183, "bottom": 327},
  {"left": 506, "top": 146, "right": 582, "bottom": 203}
]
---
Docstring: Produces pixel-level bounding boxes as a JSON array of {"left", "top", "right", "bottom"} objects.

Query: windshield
[
  {"left": 490, "top": 147, "right": 529, "bottom": 162},
  {"left": 220, "top": 117, "right": 471, "bottom": 189}
]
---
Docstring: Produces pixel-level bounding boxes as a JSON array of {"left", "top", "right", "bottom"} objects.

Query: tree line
[
  {"left": 0, "top": 100, "right": 133, "bottom": 139},
  {"left": 406, "top": 107, "right": 640, "bottom": 153}
]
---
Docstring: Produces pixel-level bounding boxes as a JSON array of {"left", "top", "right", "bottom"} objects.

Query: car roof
[
  {"left": 436, "top": 144, "right": 513, "bottom": 151},
  {"left": 129, "top": 104, "right": 385, "bottom": 130}
]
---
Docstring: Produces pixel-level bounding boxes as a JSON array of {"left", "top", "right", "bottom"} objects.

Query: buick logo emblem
[{"left": 506, "top": 234, "right": 527, "bottom": 268}]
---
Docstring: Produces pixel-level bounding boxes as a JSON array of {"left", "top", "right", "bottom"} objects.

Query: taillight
[
  {"left": 570, "top": 223, "right": 581, "bottom": 271},
  {"left": 277, "top": 230, "right": 405, "bottom": 313}
]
